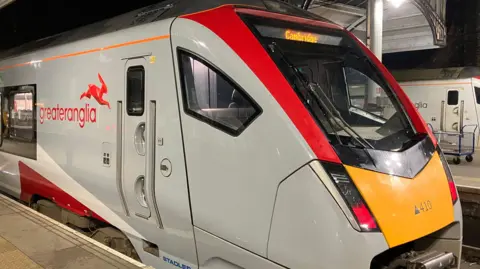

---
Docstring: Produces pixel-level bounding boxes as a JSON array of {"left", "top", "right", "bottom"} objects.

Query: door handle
[
  {"left": 440, "top": 100, "right": 445, "bottom": 131},
  {"left": 116, "top": 101, "right": 129, "bottom": 216},
  {"left": 145, "top": 100, "right": 163, "bottom": 229},
  {"left": 159, "top": 159, "right": 172, "bottom": 177}
]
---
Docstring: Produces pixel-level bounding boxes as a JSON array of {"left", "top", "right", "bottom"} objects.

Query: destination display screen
[{"left": 254, "top": 25, "right": 343, "bottom": 46}]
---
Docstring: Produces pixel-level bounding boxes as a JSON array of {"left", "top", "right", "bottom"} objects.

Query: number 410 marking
[{"left": 415, "top": 200, "right": 432, "bottom": 215}]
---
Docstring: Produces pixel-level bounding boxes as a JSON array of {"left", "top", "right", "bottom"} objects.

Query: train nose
[{"left": 344, "top": 152, "right": 456, "bottom": 248}]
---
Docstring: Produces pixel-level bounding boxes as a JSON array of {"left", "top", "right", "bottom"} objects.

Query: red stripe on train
[
  {"left": 182, "top": 6, "right": 341, "bottom": 163},
  {"left": 18, "top": 161, "right": 107, "bottom": 223}
]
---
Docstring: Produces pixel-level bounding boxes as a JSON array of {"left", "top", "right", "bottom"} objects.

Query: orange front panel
[{"left": 345, "top": 152, "right": 454, "bottom": 248}]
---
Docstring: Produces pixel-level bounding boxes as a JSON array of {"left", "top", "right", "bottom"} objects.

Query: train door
[
  {"left": 443, "top": 88, "right": 463, "bottom": 132},
  {"left": 122, "top": 58, "right": 152, "bottom": 220},
  {"left": 119, "top": 48, "right": 198, "bottom": 268},
  {"left": 472, "top": 78, "right": 480, "bottom": 144}
]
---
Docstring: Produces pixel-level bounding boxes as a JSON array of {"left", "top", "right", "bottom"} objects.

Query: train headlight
[{"left": 320, "top": 162, "right": 380, "bottom": 232}]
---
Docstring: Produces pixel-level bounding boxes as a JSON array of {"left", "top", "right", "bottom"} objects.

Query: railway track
[
  {"left": 463, "top": 245, "right": 480, "bottom": 261},
  {"left": 461, "top": 245, "right": 480, "bottom": 268}
]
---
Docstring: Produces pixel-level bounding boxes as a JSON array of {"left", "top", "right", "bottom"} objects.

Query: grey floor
[
  {"left": 450, "top": 154, "right": 480, "bottom": 179},
  {"left": 0, "top": 194, "right": 151, "bottom": 269}
]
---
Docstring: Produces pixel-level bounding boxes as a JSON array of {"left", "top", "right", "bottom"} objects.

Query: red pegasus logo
[{"left": 80, "top": 73, "right": 110, "bottom": 109}]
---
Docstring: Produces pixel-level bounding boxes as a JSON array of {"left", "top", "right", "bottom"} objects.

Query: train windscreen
[{"left": 239, "top": 12, "right": 419, "bottom": 152}]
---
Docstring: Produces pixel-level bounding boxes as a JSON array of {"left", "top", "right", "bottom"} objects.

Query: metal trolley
[{"left": 429, "top": 124, "right": 478, "bottom": 165}]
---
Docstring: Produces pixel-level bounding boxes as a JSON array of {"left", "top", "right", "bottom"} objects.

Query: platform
[
  {"left": 450, "top": 155, "right": 480, "bottom": 180},
  {"left": 0, "top": 194, "right": 153, "bottom": 269},
  {"left": 448, "top": 154, "right": 480, "bottom": 193}
]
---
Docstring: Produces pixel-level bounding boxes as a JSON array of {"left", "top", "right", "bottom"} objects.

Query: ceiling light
[{"left": 388, "top": 0, "right": 406, "bottom": 8}]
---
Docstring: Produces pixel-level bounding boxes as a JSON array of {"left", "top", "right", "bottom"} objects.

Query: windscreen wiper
[
  {"left": 307, "top": 83, "right": 374, "bottom": 149},
  {"left": 342, "top": 48, "right": 412, "bottom": 131},
  {"left": 267, "top": 42, "right": 344, "bottom": 146},
  {"left": 268, "top": 41, "right": 374, "bottom": 149},
  {"left": 307, "top": 82, "right": 378, "bottom": 169}
]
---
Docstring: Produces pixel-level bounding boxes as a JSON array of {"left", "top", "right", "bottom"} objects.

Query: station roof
[
  {"left": 0, "top": 0, "right": 447, "bottom": 56},
  {"left": 305, "top": 0, "right": 447, "bottom": 54},
  {"left": 0, "top": 0, "right": 331, "bottom": 60}
]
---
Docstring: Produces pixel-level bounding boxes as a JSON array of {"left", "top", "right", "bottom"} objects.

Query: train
[
  {"left": 391, "top": 67, "right": 480, "bottom": 164},
  {"left": 0, "top": 0, "right": 463, "bottom": 268}
]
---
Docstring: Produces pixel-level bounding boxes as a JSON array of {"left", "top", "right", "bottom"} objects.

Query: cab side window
[
  {"left": 178, "top": 50, "right": 261, "bottom": 136},
  {"left": 126, "top": 66, "right": 145, "bottom": 116},
  {"left": 447, "top": 90, "right": 458, "bottom": 105},
  {"left": 475, "top": 87, "right": 480, "bottom": 104}
]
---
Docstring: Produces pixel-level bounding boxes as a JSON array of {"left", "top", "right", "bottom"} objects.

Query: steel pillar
[
  {"left": 367, "top": 0, "right": 383, "bottom": 60},
  {"left": 367, "top": 0, "right": 383, "bottom": 104},
  {"left": 302, "top": 0, "right": 313, "bottom": 9}
]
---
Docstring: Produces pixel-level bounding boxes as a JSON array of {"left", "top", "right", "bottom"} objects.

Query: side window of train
[
  {"left": 475, "top": 87, "right": 480, "bottom": 104},
  {"left": 447, "top": 90, "right": 458, "bottom": 105},
  {"left": 0, "top": 85, "right": 37, "bottom": 160},
  {"left": 177, "top": 50, "right": 261, "bottom": 136},
  {"left": 126, "top": 66, "right": 145, "bottom": 116}
]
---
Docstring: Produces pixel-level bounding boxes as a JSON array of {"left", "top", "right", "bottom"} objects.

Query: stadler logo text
[{"left": 39, "top": 104, "right": 97, "bottom": 128}]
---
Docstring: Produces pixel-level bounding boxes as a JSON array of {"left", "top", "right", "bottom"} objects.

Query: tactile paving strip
[
  {"left": 0, "top": 194, "right": 155, "bottom": 269},
  {"left": 0, "top": 236, "right": 42, "bottom": 269}
]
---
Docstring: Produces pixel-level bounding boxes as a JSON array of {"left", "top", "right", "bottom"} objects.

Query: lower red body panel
[{"left": 18, "top": 161, "right": 107, "bottom": 223}]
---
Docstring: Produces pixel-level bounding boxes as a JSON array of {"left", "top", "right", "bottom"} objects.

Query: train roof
[
  {"left": 391, "top": 66, "right": 480, "bottom": 82},
  {"left": 0, "top": 0, "right": 334, "bottom": 61}
]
